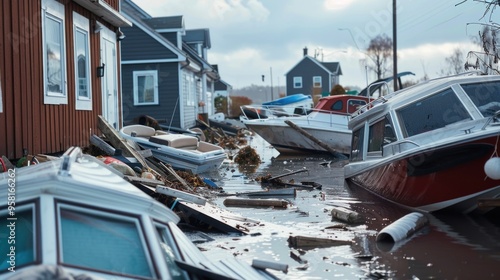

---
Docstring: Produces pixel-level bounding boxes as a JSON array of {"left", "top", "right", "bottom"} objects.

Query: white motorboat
[
  {"left": 241, "top": 95, "right": 370, "bottom": 154},
  {"left": 119, "top": 125, "right": 227, "bottom": 174},
  {"left": 0, "top": 147, "right": 277, "bottom": 279},
  {"left": 344, "top": 73, "right": 500, "bottom": 213}
]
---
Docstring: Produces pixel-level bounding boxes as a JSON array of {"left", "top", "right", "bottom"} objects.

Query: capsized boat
[
  {"left": 0, "top": 147, "right": 276, "bottom": 279},
  {"left": 344, "top": 73, "right": 500, "bottom": 214},
  {"left": 241, "top": 95, "right": 370, "bottom": 154},
  {"left": 119, "top": 124, "right": 227, "bottom": 174}
]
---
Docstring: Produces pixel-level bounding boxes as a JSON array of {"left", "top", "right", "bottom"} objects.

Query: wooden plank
[
  {"left": 223, "top": 198, "right": 289, "bottom": 208},
  {"left": 478, "top": 198, "right": 500, "bottom": 208},
  {"left": 267, "top": 168, "right": 308, "bottom": 181},
  {"left": 284, "top": 120, "right": 339, "bottom": 156},
  {"left": 288, "top": 235, "right": 352, "bottom": 249},
  {"left": 97, "top": 115, "right": 148, "bottom": 168}
]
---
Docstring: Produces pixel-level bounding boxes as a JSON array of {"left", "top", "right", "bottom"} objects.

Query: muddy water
[{"left": 197, "top": 135, "right": 500, "bottom": 279}]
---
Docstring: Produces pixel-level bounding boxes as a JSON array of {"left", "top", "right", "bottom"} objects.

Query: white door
[{"left": 100, "top": 26, "right": 118, "bottom": 129}]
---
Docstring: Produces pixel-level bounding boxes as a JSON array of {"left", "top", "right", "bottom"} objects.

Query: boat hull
[
  {"left": 138, "top": 142, "right": 226, "bottom": 173},
  {"left": 245, "top": 122, "right": 351, "bottom": 154},
  {"left": 346, "top": 139, "right": 500, "bottom": 213}
]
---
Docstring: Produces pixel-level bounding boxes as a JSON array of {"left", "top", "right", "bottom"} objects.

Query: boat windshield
[
  {"left": 461, "top": 81, "right": 500, "bottom": 117},
  {"left": 397, "top": 88, "right": 471, "bottom": 137}
]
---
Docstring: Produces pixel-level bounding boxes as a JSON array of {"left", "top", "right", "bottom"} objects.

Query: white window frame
[
  {"left": 293, "top": 76, "right": 302, "bottom": 89},
  {"left": 313, "top": 76, "right": 322, "bottom": 88},
  {"left": 133, "top": 70, "right": 159, "bottom": 105},
  {"left": 42, "top": 0, "right": 67, "bottom": 105},
  {"left": 73, "top": 12, "right": 92, "bottom": 111},
  {"left": 184, "top": 72, "right": 196, "bottom": 106}
]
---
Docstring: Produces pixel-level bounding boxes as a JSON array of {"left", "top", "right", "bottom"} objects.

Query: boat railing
[
  {"left": 351, "top": 81, "right": 392, "bottom": 118},
  {"left": 240, "top": 105, "right": 313, "bottom": 120},
  {"left": 240, "top": 104, "right": 350, "bottom": 127}
]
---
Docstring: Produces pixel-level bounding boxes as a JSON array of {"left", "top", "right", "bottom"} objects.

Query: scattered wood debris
[{"left": 288, "top": 235, "right": 352, "bottom": 249}]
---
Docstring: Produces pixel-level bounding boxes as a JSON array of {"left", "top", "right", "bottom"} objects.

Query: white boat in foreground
[
  {"left": 119, "top": 124, "right": 227, "bottom": 174},
  {"left": 0, "top": 147, "right": 276, "bottom": 279},
  {"left": 344, "top": 73, "right": 500, "bottom": 213}
]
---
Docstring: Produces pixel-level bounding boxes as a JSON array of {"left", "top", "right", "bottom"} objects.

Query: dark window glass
[
  {"left": 350, "top": 127, "right": 365, "bottom": 162},
  {"left": 461, "top": 81, "right": 500, "bottom": 117},
  {"left": 397, "top": 88, "right": 470, "bottom": 137},
  {"left": 332, "top": 100, "right": 343, "bottom": 111}
]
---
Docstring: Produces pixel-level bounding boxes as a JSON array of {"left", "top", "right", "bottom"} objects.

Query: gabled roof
[
  {"left": 321, "top": 62, "right": 342, "bottom": 75},
  {"left": 285, "top": 55, "right": 342, "bottom": 76},
  {"left": 144, "top": 16, "right": 184, "bottom": 31},
  {"left": 184, "top": 29, "right": 211, "bottom": 49},
  {"left": 122, "top": 0, "right": 186, "bottom": 60}
]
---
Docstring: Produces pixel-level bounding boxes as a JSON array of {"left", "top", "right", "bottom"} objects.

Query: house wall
[
  {"left": 0, "top": 0, "right": 120, "bottom": 159},
  {"left": 121, "top": 25, "right": 177, "bottom": 61},
  {"left": 286, "top": 58, "right": 331, "bottom": 97},
  {"left": 159, "top": 32, "right": 177, "bottom": 46},
  {"left": 121, "top": 63, "right": 181, "bottom": 127}
]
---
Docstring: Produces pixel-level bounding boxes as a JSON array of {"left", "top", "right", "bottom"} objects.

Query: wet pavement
[{"left": 193, "top": 135, "right": 500, "bottom": 279}]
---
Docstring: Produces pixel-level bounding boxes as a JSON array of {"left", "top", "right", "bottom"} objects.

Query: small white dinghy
[{"left": 119, "top": 124, "right": 227, "bottom": 174}]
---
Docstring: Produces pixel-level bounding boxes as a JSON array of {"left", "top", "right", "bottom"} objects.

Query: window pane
[
  {"left": 138, "top": 75, "right": 155, "bottom": 103},
  {"left": 60, "top": 209, "right": 152, "bottom": 278},
  {"left": 0, "top": 208, "right": 36, "bottom": 271},
  {"left": 397, "top": 89, "right": 470, "bottom": 137},
  {"left": 347, "top": 100, "right": 366, "bottom": 114},
  {"left": 46, "top": 16, "right": 64, "bottom": 94},
  {"left": 75, "top": 29, "right": 88, "bottom": 98},
  {"left": 461, "top": 81, "right": 500, "bottom": 117},
  {"left": 350, "top": 127, "right": 365, "bottom": 162},
  {"left": 368, "top": 119, "right": 386, "bottom": 152}
]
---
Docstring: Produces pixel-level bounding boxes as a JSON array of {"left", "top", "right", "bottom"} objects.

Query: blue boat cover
[{"left": 262, "top": 94, "right": 311, "bottom": 106}]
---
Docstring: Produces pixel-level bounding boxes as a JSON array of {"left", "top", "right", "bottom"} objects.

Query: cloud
[
  {"left": 324, "top": 0, "right": 356, "bottom": 11},
  {"left": 134, "top": 0, "right": 270, "bottom": 27}
]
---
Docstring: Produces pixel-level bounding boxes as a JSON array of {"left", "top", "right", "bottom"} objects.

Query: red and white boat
[
  {"left": 241, "top": 95, "right": 370, "bottom": 154},
  {"left": 344, "top": 73, "right": 500, "bottom": 214}
]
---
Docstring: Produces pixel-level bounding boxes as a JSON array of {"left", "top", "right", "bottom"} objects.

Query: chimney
[{"left": 303, "top": 47, "right": 308, "bottom": 56}]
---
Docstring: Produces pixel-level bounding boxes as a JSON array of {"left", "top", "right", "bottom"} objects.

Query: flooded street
[{"left": 195, "top": 135, "right": 500, "bottom": 279}]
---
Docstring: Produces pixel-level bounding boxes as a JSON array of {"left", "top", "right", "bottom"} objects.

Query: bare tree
[
  {"left": 458, "top": 1, "right": 500, "bottom": 74},
  {"left": 440, "top": 48, "right": 465, "bottom": 75},
  {"left": 366, "top": 34, "right": 393, "bottom": 80}
]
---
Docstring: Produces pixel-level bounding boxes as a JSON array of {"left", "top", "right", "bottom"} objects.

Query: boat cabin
[
  {"left": 348, "top": 74, "right": 500, "bottom": 164},
  {"left": 315, "top": 95, "right": 369, "bottom": 115}
]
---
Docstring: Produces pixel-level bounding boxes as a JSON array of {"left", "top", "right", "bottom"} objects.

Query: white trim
[
  {"left": 121, "top": 58, "right": 182, "bottom": 64},
  {"left": 73, "top": 12, "right": 92, "bottom": 111},
  {"left": 155, "top": 28, "right": 184, "bottom": 33},
  {"left": 178, "top": 64, "right": 184, "bottom": 128},
  {"left": 42, "top": 0, "right": 68, "bottom": 105},
  {"left": 133, "top": 70, "right": 159, "bottom": 106}
]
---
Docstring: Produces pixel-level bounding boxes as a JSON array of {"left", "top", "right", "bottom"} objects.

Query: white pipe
[{"left": 376, "top": 212, "right": 428, "bottom": 243}]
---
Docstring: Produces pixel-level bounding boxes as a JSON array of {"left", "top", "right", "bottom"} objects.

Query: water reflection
[{"left": 345, "top": 180, "right": 500, "bottom": 279}]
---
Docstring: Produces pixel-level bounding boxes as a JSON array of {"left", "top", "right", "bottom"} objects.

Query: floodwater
[{"left": 196, "top": 135, "right": 500, "bottom": 280}]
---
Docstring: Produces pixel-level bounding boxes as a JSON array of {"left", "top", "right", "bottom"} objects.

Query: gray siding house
[
  {"left": 285, "top": 48, "right": 342, "bottom": 98},
  {"left": 120, "top": 0, "right": 219, "bottom": 129}
]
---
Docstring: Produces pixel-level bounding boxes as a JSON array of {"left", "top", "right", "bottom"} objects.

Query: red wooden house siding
[{"left": 0, "top": 0, "right": 123, "bottom": 159}]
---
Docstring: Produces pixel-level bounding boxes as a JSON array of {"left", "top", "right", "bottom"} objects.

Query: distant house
[
  {"left": 120, "top": 0, "right": 219, "bottom": 129},
  {"left": 285, "top": 47, "right": 342, "bottom": 98},
  {"left": 0, "top": 0, "right": 131, "bottom": 159}
]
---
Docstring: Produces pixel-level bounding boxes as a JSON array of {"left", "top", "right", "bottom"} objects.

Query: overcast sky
[{"left": 131, "top": 0, "right": 491, "bottom": 91}]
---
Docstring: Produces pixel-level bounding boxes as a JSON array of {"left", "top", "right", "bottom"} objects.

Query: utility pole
[
  {"left": 393, "top": 0, "right": 398, "bottom": 91},
  {"left": 270, "top": 67, "right": 274, "bottom": 100}
]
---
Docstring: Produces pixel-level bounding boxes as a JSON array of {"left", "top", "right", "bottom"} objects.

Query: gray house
[
  {"left": 285, "top": 47, "right": 342, "bottom": 98},
  {"left": 120, "top": 0, "right": 219, "bottom": 128}
]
